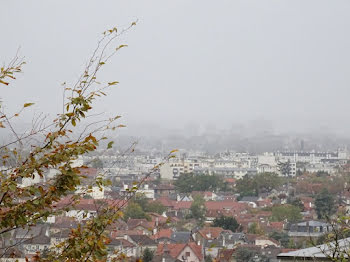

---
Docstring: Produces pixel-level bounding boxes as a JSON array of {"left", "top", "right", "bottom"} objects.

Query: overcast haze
[{"left": 2, "top": 1, "right": 350, "bottom": 137}]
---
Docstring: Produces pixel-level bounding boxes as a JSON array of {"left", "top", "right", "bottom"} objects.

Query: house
[
  {"left": 154, "top": 184, "right": 176, "bottom": 198},
  {"left": 255, "top": 236, "right": 280, "bottom": 247},
  {"left": 128, "top": 235, "right": 157, "bottom": 257},
  {"left": 156, "top": 242, "right": 204, "bottom": 262},
  {"left": 152, "top": 228, "right": 173, "bottom": 243},
  {"left": 0, "top": 247, "right": 25, "bottom": 262},
  {"left": 18, "top": 226, "right": 51, "bottom": 256},
  {"left": 194, "top": 227, "right": 224, "bottom": 245},
  {"left": 127, "top": 219, "right": 154, "bottom": 235},
  {"left": 217, "top": 249, "right": 235, "bottom": 262},
  {"left": 107, "top": 238, "right": 137, "bottom": 258},
  {"left": 288, "top": 220, "right": 331, "bottom": 238},
  {"left": 171, "top": 231, "right": 193, "bottom": 243},
  {"left": 277, "top": 237, "right": 350, "bottom": 261},
  {"left": 51, "top": 228, "right": 70, "bottom": 247}
]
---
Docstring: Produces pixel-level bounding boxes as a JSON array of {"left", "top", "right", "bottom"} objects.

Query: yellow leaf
[
  {"left": 108, "top": 81, "right": 119, "bottom": 86},
  {"left": 23, "top": 103, "right": 35, "bottom": 108},
  {"left": 0, "top": 80, "right": 9, "bottom": 86},
  {"left": 0, "top": 122, "right": 5, "bottom": 128}
]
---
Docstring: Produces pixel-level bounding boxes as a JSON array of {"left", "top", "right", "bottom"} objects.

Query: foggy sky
[{"left": 1, "top": 1, "right": 350, "bottom": 136}]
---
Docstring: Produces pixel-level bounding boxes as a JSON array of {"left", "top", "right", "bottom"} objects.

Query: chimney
[
  {"left": 124, "top": 234, "right": 128, "bottom": 240},
  {"left": 144, "top": 184, "right": 149, "bottom": 190},
  {"left": 123, "top": 184, "right": 128, "bottom": 190}
]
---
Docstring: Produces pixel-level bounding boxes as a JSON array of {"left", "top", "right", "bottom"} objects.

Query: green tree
[
  {"left": 133, "top": 193, "right": 166, "bottom": 214},
  {"left": 212, "top": 216, "right": 241, "bottom": 232},
  {"left": 278, "top": 160, "right": 291, "bottom": 177},
  {"left": 142, "top": 248, "right": 154, "bottom": 262},
  {"left": 235, "top": 247, "right": 268, "bottom": 262},
  {"left": 204, "top": 255, "right": 213, "bottom": 262},
  {"left": 90, "top": 157, "right": 104, "bottom": 169},
  {"left": 174, "top": 173, "right": 224, "bottom": 193},
  {"left": 315, "top": 188, "right": 336, "bottom": 219},
  {"left": 269, "top": 231, "right": 290, "bottom": 248},
  {"left": 287, "top": 197, "right": 304, "bottom": 211},
  {"left": 190, "top": 195, "right": 206, "bottom": 224},
  {"left": 271, "top": 204, "right": 302, "bottom": 222},
  {"left": 123, "top": 202, "right": 149, "bottom": 221},
  {"left": 247, "top": 222, "right": 264, "bottom": 235},
  {"left": 236, "top": 173, "right": 282, "bottom": 196},
  {"left": 146, "top": 201, "right": 167, "bottom": 214}
]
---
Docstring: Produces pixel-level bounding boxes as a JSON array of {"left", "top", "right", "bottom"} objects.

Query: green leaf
[{"left": 107, "top": 141, "right": 114, "bottom": 149}]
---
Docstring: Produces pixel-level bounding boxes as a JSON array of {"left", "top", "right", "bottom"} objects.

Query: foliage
[
  {"left": 315, "top": 188, "right": 336, "bottom": 219},
  {"left": 287, "top": 197, "right": 304, "bottom": 211},
  {"left": 212, "top": 216, "right": 241, "bottom": 232},
  {"left": 236, "top": 173, "right": 282, "bottom": 196},
  {"left": 89, "top": 157, "right": 104, "bottom": 169},
  {"left": 142, "top": 248, "right": 154, "bottom": 262},
  {"left": 278, "top": 160, "right": 291, "bottom": 177},
  {"left": 247, "top": 222, "right": 264, "bottom": 235},
  {"left": 269, "top": 231, "right": 290, "bottom": 248},
  {"left": 146, "top": 201, "right": 167, "bottom": 214},
  {"left": 204, "top": 254, "right": 213, "bottom": 262},
  {"left": 174, "top": 173, "right": 224, "bottom": 193},
  {"left": 271, "top": 204, "right": 302, "bottom": 223},
  {"left": 189, "top": 194, "right": 206, "bottom": 224},
  {"left": 133, "top": 193, "right": 166, "bottom": 214},
  {"left": 123, "top": 202, "right": 149, "bottom": 221},
  {"left": 0, "top": 22, "right": 180, "bottom": 261},
  {"left": 235, "top": 247, "right": 268, "bottom": 262}
]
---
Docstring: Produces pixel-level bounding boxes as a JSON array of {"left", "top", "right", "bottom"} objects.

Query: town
[{"left": 2, "top": 147, "right": 350, "bottom": 261}]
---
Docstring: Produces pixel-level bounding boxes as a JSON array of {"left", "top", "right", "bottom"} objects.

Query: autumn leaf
[
  {"left": 23, "top": 102, "right": 35, "bottom": 108},
  {"left": 108, "top": 81, "right": 119, "bottom": 86}
]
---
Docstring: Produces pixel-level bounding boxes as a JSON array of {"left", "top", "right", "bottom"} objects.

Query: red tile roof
[
  {"left": 156, "top": 243, "right": 203, "bottom": 261},
  {"left": 151, "top": 229, "right": 173, "bottom": 240},
  {"left": 198, "top": 227, "right": 224, "bottom": 240}
]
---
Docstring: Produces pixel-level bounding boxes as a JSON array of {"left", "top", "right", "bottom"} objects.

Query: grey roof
[
  {"left": 278, "top": 237, "right": 350, "bottom": 259},
  {"left": 128, "top": 235, "right": 157, "bottom": 246},
  {"left": 240, "top": 196, "right": 259, "bottom": 202},
  {"left": 293, "top": 220, "right": 330, "bottom": 227},
  {"left": 170, "top": 232, "right": 192, "bottom": 243}
]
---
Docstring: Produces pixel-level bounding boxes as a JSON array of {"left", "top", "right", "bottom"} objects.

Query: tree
[
  {"left": 146, "top": 201, "right": 167, "bottom": 214},
  {"left": 0, "top": 22, "right": 178, "bottom": 261},
  {"left": 278, "top": 160, "right": 291, "bottom": 177},
  {"left": 123, "top": 202, "right": 149, "bottom": 221},
  {"left": 212, "top": 216, "right": 241, "bottom": 232},
  {"left": 271, "top": 204, "right": 302, "bottom": 223},
  {"left": 204, "top": 255, "right": 213, "bottom": 262},
  {"left": 269, "top": 231, "right": 290, "bottom": 248},
  {"left": 174, "top": 173, "right": 224, "bottom": 193},
  {"left": 235, "top": 247, "right": 268, "bottom": 262},
  {"left": 189, "top": 194, "right": 206, "bottom": 224},
  {"left": 247, "top": 222, "right": 264, "bottom": 235},
  {"left": 89, "top": 157, "right": 104, "bottom": 169},
  {"left": 236, "top": 173, "right": 282, "bottom": 196},
  {"left": 142, "top": 248, "right": 154, "bottom": 262},
  {"left": 287, "top": 197, "right": 305, "bottom": 211},
  {"left": 133, "top": 193, "right": 166, "bottom": 214},
  {"left": 315, "top": 188, "right": 336, "bottom": 219}
]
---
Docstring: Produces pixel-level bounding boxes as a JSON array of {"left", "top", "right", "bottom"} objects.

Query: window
[{"left": 186, "top": 252, "right": 190, "bottom": 257}]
